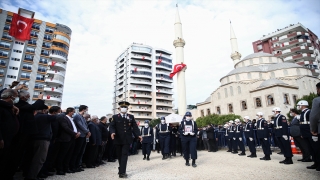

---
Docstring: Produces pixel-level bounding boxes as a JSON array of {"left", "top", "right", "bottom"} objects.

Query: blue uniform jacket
[
  {"left": 256, "top": 119, "right": 269, "bottom": 138},
  {"left": 244, "top": 121, "right": 254, "bottom": 138},
  {"left": 235, "top": 124, "right": 243, "bottom": 138},
  {"left": 273, "top": 114, "right": 288, "bottom": 137},
  {"left": 141, "top": 126, "right": 153, "bottom": 143},
  {"left": 156, "top": 123, "right": 172, "bottom": 139},
  {"left": 179, "top": 120, "right": 198, "bottom": 139},
  {"left": 300, "top": 109, "right": 311, "bottom": 137}
]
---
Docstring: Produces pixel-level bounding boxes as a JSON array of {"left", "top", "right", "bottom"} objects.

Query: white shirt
[{"left": 67, "top": 115, "right": 78, "bottom": 133}]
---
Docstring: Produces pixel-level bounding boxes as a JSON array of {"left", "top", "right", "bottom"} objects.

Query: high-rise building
[
  {"left": 252, "top": 23, "right": 320, "bottom": 76},
  {"left": 0, "top": 8, "right": 71, "bottom": 106},
  {"left": 112, "top": 43, "right": 174, "bottom": 124}
]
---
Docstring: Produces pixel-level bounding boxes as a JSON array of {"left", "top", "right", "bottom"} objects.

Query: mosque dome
[
  {"left": 241, "top": 52, "right": 274, "bottom": 61},
  {"left": 258, "top": 78, "right": 288, "bottom": 88}
]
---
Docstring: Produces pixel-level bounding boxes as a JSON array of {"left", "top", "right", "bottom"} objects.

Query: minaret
[
  {"left": 173, "top": 5, "right": 187, "bottom": 116},
  {"left": 230, "top": 22, "right": 241, "bottom": 66}
]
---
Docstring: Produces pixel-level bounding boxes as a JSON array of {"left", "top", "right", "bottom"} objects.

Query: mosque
[{"left": 190, "top": 24, "right": 319, "bottom": 120}]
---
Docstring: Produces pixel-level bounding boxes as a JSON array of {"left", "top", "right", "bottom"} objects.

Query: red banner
[
  {"left": 9, "top": 13, "right": 34, "bottom": 41},
  {"left": 52, "top": 61, "right": 57, "bottom": 66},
  {"left": 170, "top": 63, "right": 186, "bottom": 78},
  {"left": 47, "top": 95, "right": 50, "bottom": 99}
]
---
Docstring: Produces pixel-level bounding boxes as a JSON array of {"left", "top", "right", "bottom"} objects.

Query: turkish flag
[
  {"left": 157, "top": 58, "right": 162, "bottom": 65},
  {"left": 9, "top": 13, "right": 34, "bottom": 41},
  {"left": 142, "top": 56, "right": 145, "bottom": 60},
  {"left": 134, "top": 94, "right": 136, "bottom": 98},
  {"left": 47, "top": 95, "right": 50, "bottom": 99},
  {"left": 170, "top": 63, "right": 186, "bottom": 78},
  {"left": 52, "top": 61, "right": 57, "bottom": 66},
  {"left": 51, "top": 87, "right": 54, "bottom": 91},
  {"left": 134, "top": 67, "right": 137, "bottom": 72}
]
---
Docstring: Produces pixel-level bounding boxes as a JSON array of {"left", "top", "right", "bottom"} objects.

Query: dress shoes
[
  {"left": 66, "top": 169, "right": 75, "bottom": 173},
  {"left": 284, "top": 158, "right": 293, "bottom": 165},
  {"left": 307, "top": 164, "right": 318, "bottom": 169},
  {"left": 37, "top": 173, "right": 48, "bottom": 178},
  {"left": 192, "top": 163, "right": 197, "bottom": 168},
  {"left": 143, "top": 157, "right": 146, "bottom": 160},
  {"left": 250, "top": 154, "right": 257, "bottom": 158},
  {"left": 227, "top": 150, "right": 232, "bottom": 152},
  {"left": 232, "top": 151, "right": 238, "bottom": 154},
  {"left": 108, "top": 159, "right": 116, "bottom": 162},
  {"left": 119, "top": 173, "right": 128, "bottom": 178},
  {"left": 279, "top": 159, "right": 286, "bottom": 163},
  {"left": 238, "top": 152, "right": 246, "bottom": 156},
  {"left": 86, "top": 165, "right": 96, "bottom": 168},
  {"left": 302, "top": 159, "right": 312, "bottom": 162},
  {"left": 56, "top": 171, "right": 66, "bottom": 175},
  {"left": 277, "top": 152, "right": 283, "bottom": 155},
  {"left": 260, "top": 156, "right": 271, "bottom": 160},
  {"left": 297, "top": 159, "right": 303, "bottom": 161},
  {"left": 185, "top": 162, "right": 190, "bottom": 166}
]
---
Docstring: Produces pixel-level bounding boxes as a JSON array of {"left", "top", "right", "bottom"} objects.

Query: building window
[
  {"left": 15, "top": 41, "right": 24, "bottom": 45},
  {"left": 259, "top": 57, "right": 263, "bottom": 63},
  {"left": 283, "top": 69, "right": 288, "bottom": 75},
  {"left": 257, "top": 45, "right": 262, "bottom": 50},
  {"left": 13, "top": 49, "right": 22, "bottom": 53},
  {"left": 259, "top": 72, "right": 263, "bottom": 79},
  {"left": 241, "top": 101, "right": 247, "bottom": 110},
  {"left": 292, "top": 95, "right": 297, "bottom": 105},
  {"left": 269, "top": 57, "right": 272, "bottom": 63},
  {"left": 267, "top": 95, "right": 274, "bottom": 105},
  {"left": 201, "top": 110, "right": 204, "bottom": 117},
  {"left": 271, "top": 72, "right": 275, "bottom": 78},
  {"left": 247, "top": 73, "right": 251, "bottom": 79},
  {"left": 11, "top": 57, "right": 20, "bottom": 61},
  {"left": 0, "top": 50, "right": 9, "bottom": 57},
  {"left": 230, "top": 86, "right": 233, "bottom": 96},
  {"left": 7, "top": 75, "right": 16, "bottom": 79},
  {"left": 236, "top": 74, "right": 240, "bottom": 81},
  {"left": 0, "top": 60, "right": 6, "bottom": 66},
  {"left": 284, "top": 94, "right": 289, "bottom": 104},
  {"left": 228, "top": 104, "right": 233, "bottom": 113},
  {"left": 21, "top": 73, "right": 31, "bottom": 79},
  {"left": 217, "top": 92, "right": 221, "bottom": 99},
  {"left": 207, "top": 109, "right": 211, "bottom": 115},
  {"left": 255, "top": 97, "right": 262, "bottom": 107},
  {"left": 9, "top": 66, "right": 18, "bottom": 70},
  {"left": 0, "top": 69, "right": 4, "bottom": 75},
  {"left": 237, "top": 86, "right": 241, "bottom": 94},
  {"left": 216, "top": 106, "right": 221, "bottom": 114},
  {"left": 224, "top": 88, "right": 228, "bottom": 98}
]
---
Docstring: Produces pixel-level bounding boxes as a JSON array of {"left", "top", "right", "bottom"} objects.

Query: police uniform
[
  {"left": 300, "top": 108, "right": 319, "bottom": 168},
  {"left": 244, "top": 120, "right": 256, "bottom": 157},
  {"left": 256, "top": 118, "right": 271, "bottom": 160},
  {"left": 109, "top": 101, "right": 140, "bottom": 178},
  {"left": 225, "top": 125, "right": 233, "bottom": 152},
  {"left": 156, "top": 119, "right": 172, "bottom": 159},
  {"left": 273, "top": 113, "right": 293, "bottom": 164},
  {"left": 235, "top": 123, "right": 246, "bottom": 155},
  {"left": 170, "top": 127, "right": 178, "bottom": 156},
  {"left": 141, "top": 121, "right": 153, "bottom": 161},
  {"left": 179, "top": 112, "right": 198, "bottom": 167},
  {"left": 231, "top": 124, "right": 238, "bottom": 153}
]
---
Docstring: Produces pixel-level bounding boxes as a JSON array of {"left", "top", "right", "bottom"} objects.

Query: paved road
[{"left": 45, "top": 150, "right": 319, "bottom": 180}]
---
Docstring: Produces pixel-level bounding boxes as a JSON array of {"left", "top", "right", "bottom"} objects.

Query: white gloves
[
  {"left": 249, "top": 137, "right": 253, "bottom": 141},
  {"left": 312, "top": 136, "right": 318, "bottom": 142},
  {"left": 239, "top": 137, "right": 242, "bottom": 141},
  {"left": 156, "top": 139, "right": 158, "bottom": 143},
  {"left": 264, "top": 138, "right": 267, "bottom": 141},
  {"left": 189, "top": 132, "right": 195, "bottom": 136},
  {"left": 282, "top": 135, "right": 288, "bottom": 141},
  {"left": 183, "top": 132, "right": 188, "bottom": 135},
  {"left": 233, "top": 138, "right": 236, "bottom": 140}
]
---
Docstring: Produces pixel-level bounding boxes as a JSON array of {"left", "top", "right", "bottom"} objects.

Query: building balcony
[
  {"left": 156, "top": 89, "right": 173, "bottom": 94},
  {"left": 43, "top": 95, "right": 62, "bottom": 102},
  {"left": 50, "top": 53, "right": 67, "bottom": 63},
  {"left": 130, "top": 73, "right": 152, "bottom": 79},
  {"left": 131, "top": 60, "right": 152, "bottom": 67},
  {"left": 129, "top": 93, "right": 152, "bottom": 99},
  {"left": 273, "top": 39, "right": 311, "bottom": 51},
  {"left": 131, "top": 54, "right": 152, "bottom": 61},
  {"left": 129, "top": 100, "right": 152, "bottom": 105},
  {"left": 274, "top": 46, "right": 314, "bottom": 57},
  {"left": 277, "top": 31, "right": 307, "bottom": 43},
  {"left": 156, "top": 95, "right": 174, "bottom": 101},
  {"left": 132, "top": 115, "right": 152, "bottom": 119},
  {"left": 131, "top": 67, "right": 152, "bottom": 73},
  {"left": 156, "top": 76, "right": 173, "bottom": 82},
  {"left": 49, "top": 61, "right": 66, "bottom": 70},
  {"left": 130, "top": 108, "right": 152, "bottom": 112},
  {"left": 156, "top": 83, "right": 173, "bottom": 89},
  {"left": 130, "top": 80, "right": 152, "bottom": 86},
  {"left": 47, "top": 70, "right": 65, "bottom": 77},
  {"left": 130, "top": 86, "right": 152, "bottom": 92},
  {"left": 45, "top": 78, "right": 64, "bottom": 85},
  {"left": 156, "top": 64, "right": 172, "bottom": 71},
  {"left": 156, "top": 109, "right": 172, "bottom": 113},
  {"left": 44, "top": 87, "right": 63, "bottom": 94},
  {"left": 284, "top": 53, "right": 315, "bottom": 62}
]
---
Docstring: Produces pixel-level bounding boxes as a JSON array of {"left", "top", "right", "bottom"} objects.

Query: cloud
[{"left": 1, "top": 0, "right": 319, "bottom": 116}]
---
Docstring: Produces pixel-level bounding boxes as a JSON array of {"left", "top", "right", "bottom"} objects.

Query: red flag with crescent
[
  {"left": 170, "top": 63, "right": 186, "bottom": 78},
  {"left": 134, "top": 67, "right": 137, "bottom": 72},
  {"left": 9, "top": 13, "right": 34, "bottom": 41},
  {"left": 142, "top": 56, "right": 145, "bottom": 60},
  {"left": 51, "top": 87, "right": 54, "bottom": 91},
  {"left": 157, "top": 53, "right": 162, "bottom": 65},
  {"left": 47, "top": 95, "right": 50, "bottom": 99},
  {"left": 134, "top": 94, "right": 136, "bottom": 98},
  {"left": 52, "top": 61, "right": 57, "bottom": 66}
]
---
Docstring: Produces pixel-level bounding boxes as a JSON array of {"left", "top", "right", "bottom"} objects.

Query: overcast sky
[{"left": 1, "top": 0, "right": 320, "bottom": 117}]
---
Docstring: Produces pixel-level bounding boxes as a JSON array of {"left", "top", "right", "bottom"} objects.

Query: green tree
[
  {"left": 149, "top": 118, "right": 160, "bottom": 127},
  {"left": 286, "top": 92, "right": 317, "bottom": 122},
  {"left": 196, "top": 114, "right": 242, "bottom": 127}
]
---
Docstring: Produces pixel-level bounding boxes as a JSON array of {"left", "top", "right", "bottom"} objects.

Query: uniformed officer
[
  {"left": 223, "top": 124, "right": 230, "bottom": 150},
  {"left": 227, "top": 120, "right": 234, "bottom": 152},
  {"left": 272, "top": 107, "right": 293, "bottom": 164},
  {"left": 156, "top": 117, "right": 172, "bottom": 160},
  {"left": 297, "top": 100, "right": 320, "bottom": 169},
  {"left": 170, "top": 126, "right": 178, "bottom": 156},
  {"left": 141, "top": 120, "right": 153, "bottom": 161},
  {"left": 243, "top": 116, "right": 257, "bottom": 158},
  {"left": 256, "top": 112, "right": 271, "bottom": 160},
  {"left": 234, "top": 119, "right": 246, "bottom": 156},
  {"left": 109, "top": 101, "right": 142, "bottom": 178},
  {"left": 179, "top": 112, "right": 198, "bottom": 167}
]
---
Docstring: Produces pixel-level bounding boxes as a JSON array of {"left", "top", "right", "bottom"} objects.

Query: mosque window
[
  {"left": 224, "top": 88, "right": 228, "bottom": 97},
  {"left": 267, "top": 95, "right": 274, "bottom": 105},
  {"left": 247, "top": 73, "right": 252, "bottom": 79},
  {"left": 259, "top": 72, "right": 263, "bottom": 79},
  {"left": 283, "top": 94, "right": 290, "bottom": 104},
  {"left": 236, "top": 74, "right": 240, "bottom": 81},
  {"left": 228, "top": 104, "right": 233, "bottom": 113},
  {"left": 241, "top": 101, "right": 247, "bottom": 110},
  {"left": 201, "top": 110, "right": 204, "bottom": 117},
  {"left": 250, "top": 59, "right": 253, "bottom": 65},
  {"left": 207, "top": 109, "right": 211, "bottom": 115},
  {"left": 216, "top": 106, "right": 221, "bottom": 114},
  {"left": 271, "top": 72, "right": 275, "bottom": 78},
  {"left": 259, "top": 57, "right": 263, "bottom": 63},
  {"left": 238, "top": 86, "right": 241, "bottom": 94},
  {"left": 292, "top": 95, "right": 297, "bottom": 105},
  {"left": 218, "top": 92, "right": 221, "bottom": 99},
  {"left": 269, "top": 57, "right": 272, "bottom": 63},
  {"left": 255, "top": 97, "right": 262, "bottom": 107},
  {"left": 230, "top": 86, "right": 234, "bottom": 96},
  {"left": 283, "top": 69, "right": 288, "bottom": 75}
]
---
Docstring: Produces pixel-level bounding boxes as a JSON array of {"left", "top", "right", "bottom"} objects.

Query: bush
[
  {"left": 195, "top": 114, "right": 242, "bottom": 127},
  {"left": 149, "top": 118, "right": 160, "bottom": 127}
]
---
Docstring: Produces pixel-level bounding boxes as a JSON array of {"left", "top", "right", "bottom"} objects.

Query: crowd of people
[
  {"left": 0, "top": 81, "right": 319, "bottom": 179},
  {"left": 0, "top": 82, "right": 119, "bottom": 180}
]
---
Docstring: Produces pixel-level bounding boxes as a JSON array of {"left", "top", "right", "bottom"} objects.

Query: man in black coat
[
  {"left": 97, "top": 116, "right": 109, "bottom": 166},
  {"left": 109, "top": 101, "right": 141, "bottom": 178},
  {"left": 55, "top": 108, "right": 80, "bottom": 175},
  {"left": 206, "top": 124, "right": 216, "bottom": 152},
  {"left": 0, "top": 89, "right": 19, "bottom": 178},
  {"left": 85, "top": 115, "right": 101, "bottom": 168}
]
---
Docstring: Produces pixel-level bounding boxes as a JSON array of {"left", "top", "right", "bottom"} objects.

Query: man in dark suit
[
  {"left": 97, "top": 116, "right": 108, "bottom": 166},
  {"left": 55, "top": 108, "right": 80, "bottom": 175},
  {"left": 85, "top": 115, "right": 101, "bottom": 168},
  {"left": 109, "top": 101, "right": 142, "bottom": 178}
]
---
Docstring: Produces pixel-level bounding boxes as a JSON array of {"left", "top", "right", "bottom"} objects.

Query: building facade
[
  {"left": 191, "top": 24, "right": 319, "bottom": 120},
  {"left": 112, "top": 43, "right": 174, "bottom": 124},
  {"left": 0, "top": 8, "right": 71, "bottom": 106},
  {"left": 252, "top": 23, "right": 320, "bottom": 76}
]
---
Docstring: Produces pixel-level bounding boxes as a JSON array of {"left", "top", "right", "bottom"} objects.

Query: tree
[
  {"left": 286, "top": 92, "right": 317, "bottom": 122},
  {"left": 149, "top": 118, "right": 160, "bottom": 127},
  {"left": 196, "top": 114, "right": 242, "bottom": 127}
]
